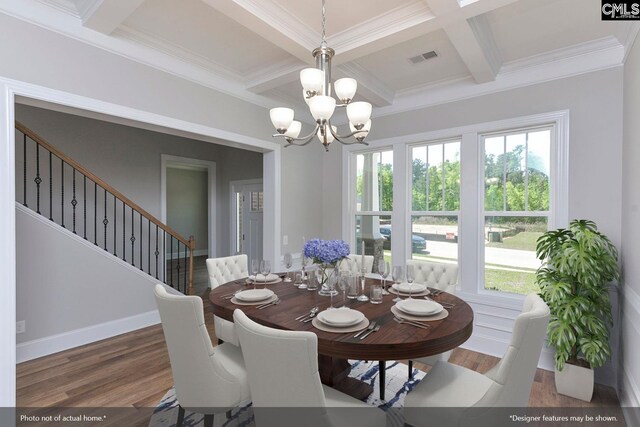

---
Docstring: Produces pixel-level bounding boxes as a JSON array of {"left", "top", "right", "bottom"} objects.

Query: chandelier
[{"left": 268, "top": 0, "right": 372, "bottom": 152}]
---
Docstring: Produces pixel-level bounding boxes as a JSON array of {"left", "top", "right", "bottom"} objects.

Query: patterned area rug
[{"left": 150, "top": 360, "right": 426, "bottom": 426}]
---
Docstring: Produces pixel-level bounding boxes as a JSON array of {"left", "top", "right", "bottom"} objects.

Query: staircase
[{"left": 15, "top": 121, "right": 195, "bottom": 295}]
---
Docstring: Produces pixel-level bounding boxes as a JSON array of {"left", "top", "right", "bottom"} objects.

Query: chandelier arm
[
  {"left": 272, "top": 123, "right": 320, "bottom": 142},
  {"left": 328, "top": 125, "right": 369, "bottom": 141}
]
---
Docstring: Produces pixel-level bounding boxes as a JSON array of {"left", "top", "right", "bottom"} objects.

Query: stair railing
[{"left": 15, "top": 121, "right": 196, "bottom": 295}]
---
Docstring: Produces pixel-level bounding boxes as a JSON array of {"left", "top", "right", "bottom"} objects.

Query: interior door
[{"left": 236, "top": 183, "right": 263, "bottom": 264}]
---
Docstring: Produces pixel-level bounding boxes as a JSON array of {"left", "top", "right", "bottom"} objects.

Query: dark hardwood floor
[{"left": 16, "top": 258, "right": 622, "bottom": 414}]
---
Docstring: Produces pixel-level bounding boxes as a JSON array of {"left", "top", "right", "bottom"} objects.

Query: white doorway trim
[
  {"left": 160, "top": 154, "right": 216, "bottom": 258},
  {"left": 0, "top": 76, "right": 281, "bottom": 407},
  {"left": 229, "top": 178, "right": 263, "bottom": 256}
]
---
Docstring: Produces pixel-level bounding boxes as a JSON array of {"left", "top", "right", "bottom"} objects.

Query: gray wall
[
  {"left": 15, "top": 104, "right": 263, "bottom": 257},
  {"left": 322, "top": 67, "right": 625, "bottom": 386},
  {"left": 166, "top": 168, "right": 208, "bottom": 253},
  {"left": 621, "top": 35, "right": 640, "bottom": 415}
]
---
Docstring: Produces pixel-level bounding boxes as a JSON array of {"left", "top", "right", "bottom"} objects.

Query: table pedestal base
[{"left": 318, "top": 355, "right": 373, "bottom": 401}]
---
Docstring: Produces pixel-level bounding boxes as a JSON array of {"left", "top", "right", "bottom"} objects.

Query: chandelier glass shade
[{"left": 268, "top": 0, "right": 372, "bottom": 151}]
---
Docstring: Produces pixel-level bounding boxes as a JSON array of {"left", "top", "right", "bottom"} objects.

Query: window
[
  {"left": 482, "top": 127, "right": 552, "bottom": 295},
  {"left": 250, "top": 191, "right": 263, "bottom": 212},
  {"left": 410, "top": 140, "right": 460, "bottom": 265},
  {"left": 354, "top": 150, "right": 393, "bottom": 265}
]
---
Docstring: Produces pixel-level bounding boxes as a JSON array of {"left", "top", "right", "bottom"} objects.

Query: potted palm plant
[{"left": 535, "top": 219, "right": 618, "bottom": 402}]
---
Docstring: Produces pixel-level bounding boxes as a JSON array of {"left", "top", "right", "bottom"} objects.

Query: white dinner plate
[
  {"left": 392, "top": 282, "right": 427, "bottom": 293},
  {"left": 317, "top": 308, "right": 365, "bottom": 327},
  {"left": 395, "top": 299, "right": 443, "bottom": 316},
  {"left": 235, "top": 289, "right": 275, "bottom": 302},
  {"left": 249, "top": 273, "right": 279, "bottom": 282}
]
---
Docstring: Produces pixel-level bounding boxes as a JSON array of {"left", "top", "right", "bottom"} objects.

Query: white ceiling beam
[
  {"left": 335, "top": 63, "right": 395, "bottom": 106},
  {"left": 79, "top": 0, "right": 146, "bottom": 35},
  {"left": 244, "top": 59, "right": 303, "bottom": 94},
  {"left": 202, "top": 0, "right": 317, "bottom": 64},
  {"left": 425, "top": 0, "right": 501, "bottom": 83}
]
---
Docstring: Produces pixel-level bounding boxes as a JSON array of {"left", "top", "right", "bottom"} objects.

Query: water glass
[
  {"left": 294, "top": 271, "right": 303, "bottom": 287},
  {"left": 346, "top": 274, "right": 358, "bottom": 299},
  {"left": 370, "top": 284, "right": 383, "bottom": 304},
  {"left": 306, "top": 269, "right": 317, "bottom": 290}
]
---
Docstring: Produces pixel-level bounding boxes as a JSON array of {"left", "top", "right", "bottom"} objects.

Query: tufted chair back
[
  {"left": 153, "top": 285, "right": 249, "bottom": 412},
  {"left": 339, "top": 255, "right": 374, "bottom": 274},
  {"left": 407, "top": 259, "right": 458, "bottom": 293},
  {"left": 206, "top": 254, "right": 248, "bottom": 289},
  {"left": 206, "top": 254, "right": 248, "bottom": 346}
]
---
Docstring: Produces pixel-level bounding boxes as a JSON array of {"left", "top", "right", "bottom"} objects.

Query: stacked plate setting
[
  {"left": 395, "top": 299, "right": 443, "bottom": 317},
  {"left": 316, "top": 308, "right": 365, "bottom": 328},
  {"left": 234, "top": 288, "right": 275, "bottom": 303},
  {"left": 391, "top": 282, "right": 428, "bottom": 294},
  {"left": 248, "top": 273, "right": 281, "bottom": 285}
]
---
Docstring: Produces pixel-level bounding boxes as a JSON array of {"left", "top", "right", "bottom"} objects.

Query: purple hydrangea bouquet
[{"left": 303, "top": 239, "right": 350, "bottom": 294}]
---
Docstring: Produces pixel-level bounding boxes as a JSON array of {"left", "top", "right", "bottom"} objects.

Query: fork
[
  {"left": 394, "top": 316, "right": 431, "bottom": 330},
  {"left": 256, "top": 298, "right": 280, "bottom": 309},
  {"left": 424, "top": 296, "right": 454, "bottom": 308},
  {"left": 360, "top": 324, "right": 380, "bottom": 340}
]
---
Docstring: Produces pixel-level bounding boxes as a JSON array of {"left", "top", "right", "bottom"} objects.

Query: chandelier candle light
[{"left": 269, "top": 0, "right": 373, "bottom": 151}]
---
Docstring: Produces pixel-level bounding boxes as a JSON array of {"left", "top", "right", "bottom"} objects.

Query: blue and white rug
[{"left": 150, "top": 360, "right": 425, "bottom": 427}]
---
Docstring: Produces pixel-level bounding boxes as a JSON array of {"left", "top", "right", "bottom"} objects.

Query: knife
[{"left": 354, "top": 321, "right": 376, "bottom": 338}]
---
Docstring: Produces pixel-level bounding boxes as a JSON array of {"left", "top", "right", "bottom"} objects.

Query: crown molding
[
  {"left": 244, "top": 58, "right": 303, "bottom": 93},
  {"left": 0, "top": 0, "right": 277, "bottom": 108},
  {"left": 329, "top": 1, "right": 434, "bottom": 57},
  {"left": 233, "top": 0, "right": 318, "bottom": 53},
  {"left": 75, "top": 0, "right": 100, "bottom": 22},
  {"left": 619, "top": 22, "right": 640, "bottom": 63},
  {"left": 372, "top": 36, "right": 625, "bottom": 120},
  {"left": 36, "top": 0, "right": 79, "bottom": 17},
  {"left": 114, "top": 25, "right": 242, "bottom": 81}
]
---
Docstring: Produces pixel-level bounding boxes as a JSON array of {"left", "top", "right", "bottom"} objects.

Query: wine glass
[
  {"left": 327, "top": 273, "right": 337, "bottom": 309},
  {"left": 260, "top": 260, "right": 271, "bottom": 288},
  {"left": 378, "top": 259, "right": 390, "bottom": 295},
  {"left": 391, "top": 265, "right": 404, "bottom": 302},
  {"left": 251, "top": 259, "right": 260, "bottom": 290},
  {"left": 406, "top": 264, "right": 415, "bottom": 300},
  {"left": 301, "top": 255, "right": 310, "bottom": 279},
  {"left": 283, "top": 253, "right": 293, "bottom": 282}
]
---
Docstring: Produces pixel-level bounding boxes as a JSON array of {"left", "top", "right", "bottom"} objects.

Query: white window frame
[
  {"left": 407, "top": 138, "right": 462, "bottom": 263},
  {"left": 478, "top": 125, "right": 555, "bottom": 296},
  {"left": 343, "top": 110, "right": 568, "bottom": 309}
]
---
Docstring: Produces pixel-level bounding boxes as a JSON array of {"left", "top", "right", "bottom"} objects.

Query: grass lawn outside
[
  {"left": 485, "top": 268, "right": 540, "bottom": 294},
  {"left": 486, "top": 231, "right": 543, "bottom": 251}
]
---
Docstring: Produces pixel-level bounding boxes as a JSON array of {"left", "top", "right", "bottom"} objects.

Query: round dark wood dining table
[{"left": 209, "top": 275, "right": 473, "bottom": 400}]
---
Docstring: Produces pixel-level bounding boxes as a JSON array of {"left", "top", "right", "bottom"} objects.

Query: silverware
[
  {"left": 424, "top": 296, "right": 454, "bottom": 308},
  {"left": 360, "top": 324, "right": 380, "bottom": 340},
  {"left": 256, "top": 298, "right": 280, "bottom": 309},
  {"left": 296, "top": 306, "right": 319, "bottom": 321},
  {"left": 394, "top": 316, "right": 431, "bottom": 330},
  {"left": 223, "top": 290, "right": 241, "bottom": 299},
  {"left": 302, "top": 309, "right": 320, "bottom": 323},
  {"left": 354, "top": 321, "right": 376, "bottom": 338}
]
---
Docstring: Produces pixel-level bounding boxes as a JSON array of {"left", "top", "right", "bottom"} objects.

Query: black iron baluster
[
  {"left": 49, "top": 152, "right": 52, "bottom": 221},
  {"left": 61, "top": 160, "right": 65, "bottom": 228},
  {"left": 155, "top": 225, "right": 159, "bottom": 279},
  {"left": 163, "top": 231, "right": 166, "bottom": 283},
  {"left": 140, "top": 213, "right": 143, "bottom": 270},
  {"left": 23, "top": 134, "right": 27, "bottom": 207},
  {"left": 103, "top": 188, "right": 108, "bottom": 251},
  {"left": 94, "top": 182, "right": 98, "bottom": 245},
  {"left": 176, "top": 241, "right": 181, "bottom": 292},
  {"left": 130, "top": 207, "right": 135, "bottom": 267},
  {"left": 170, "top": 235, "right": 174, "bottom": 288},
  {"left": 147, "top": 220, "right": 150, "bottom": 273},
  {"left": 122, "top": 200, "right": 126, "bottom": 261},
  {"left": 113, "top": 194, "right": 117, "bottom": 257},
  {"left": 34, "top": 143, "right": 41, "bottom": 214},
  {"left": 184, "top": 243, "right": 188, "bottom": 293},
  {"left": 83, "top": 176, "right": 87, "bottom": 239},
  {"left": 71, "top": 168, "right": 77, "bottom": 234}
]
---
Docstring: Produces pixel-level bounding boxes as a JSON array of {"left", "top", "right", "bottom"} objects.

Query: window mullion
[{"left": 525, "top": 132, "right": 529, "bottom": 211}]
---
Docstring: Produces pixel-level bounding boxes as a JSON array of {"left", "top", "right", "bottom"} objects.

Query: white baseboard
[
  {"left": 621, "top": 365, "right": 640, "bottom": 426},
  {"left": 16, "top": 310, "right": 160, "bottom": 363}
]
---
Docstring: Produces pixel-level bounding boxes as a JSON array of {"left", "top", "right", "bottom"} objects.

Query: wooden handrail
[{"left": 16, "top": 121, "right": 193, "bottom": 248}]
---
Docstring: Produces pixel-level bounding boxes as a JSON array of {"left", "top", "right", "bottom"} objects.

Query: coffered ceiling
[{"left": 3, "top": 0, "right": 639, "bottom": 118}]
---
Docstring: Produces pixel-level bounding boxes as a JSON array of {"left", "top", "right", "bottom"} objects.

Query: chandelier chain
[{"left": 321, "top": 0, "right": 327, "bottom": 47}]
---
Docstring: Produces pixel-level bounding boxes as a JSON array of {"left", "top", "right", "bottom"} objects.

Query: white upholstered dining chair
[
  {"left": 206, "top": 254, "right": 248, "bottom": 346},
  {"left": 339, "top": 254, "right": 374, "bottom": 274},
  {"left": 233, "top": 309, "right": 387, "bottom": 427},
  {"left": 153, "top": 285, "right": 250, "bottom": 427},
  {"left": 404, "top": 294, "right": 550, "bottom": 427},
  {"left": 406, "top": 259, "right": 459, "bottom": 377}
]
